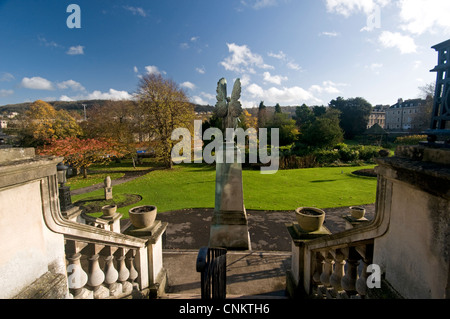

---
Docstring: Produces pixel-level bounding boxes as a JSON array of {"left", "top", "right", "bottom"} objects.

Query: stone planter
[
  {"left": 349, "top": 206, "right": 365, "bottom": 219},
  {"left": 101, "top": 204, "right": 117, "bottom": 217},
  {"left": 129, "top": 205, "right": 157, "bottom": 229},
  {"left": 295, "top": 207, "right": 325, "bottom": 232}
]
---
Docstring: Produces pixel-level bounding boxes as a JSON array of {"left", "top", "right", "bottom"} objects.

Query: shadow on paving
[{"left": 157, "top": 204, "right": 375, "bottom": 252}]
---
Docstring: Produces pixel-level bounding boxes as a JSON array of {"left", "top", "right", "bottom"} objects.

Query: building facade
[
  {"left": 385, "top": 98, "right": 428, "bottom": 131},
  {"left": 367, "top": 105, "right": 389, "bottom": 129}
]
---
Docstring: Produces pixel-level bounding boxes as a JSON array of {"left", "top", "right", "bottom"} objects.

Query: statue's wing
[
  {"left": 215, "top": 78, "right": 228, "bottom": 117},
  {"left": 229, "top": 78, "right": 242, "bottom": 117}
]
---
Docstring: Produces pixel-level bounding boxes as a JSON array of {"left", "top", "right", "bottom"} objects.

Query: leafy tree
[
  {"left": 136, "top": 73, "right": 194, "bottom": 168},
  {"left": 274, "top": 103, "right": 282, "bottom": 114},
  {"left": 18, "top": 100, "right": 82, "bottom": 146},
  {"left": 329, "top": 97, "right": 372, "bottom": 139},
  {"left": 294, "top": 104, "right": 314, "bottom": 129},
  {"left": 239, "top": 109, "right": 258, "bottom": 130},
  {"left": 300, "top": 108, "right": 343, "bottom": 148},
  {"left": 266, "top": 112, "right": 299, "bottom": 146},
  {"left": 39, "top": 137, "right": 127, "bottom": 178}
]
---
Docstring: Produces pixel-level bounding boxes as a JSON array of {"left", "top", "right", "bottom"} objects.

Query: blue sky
[{"left": 0, "top": 0, "right": 449, "bottom": 108}]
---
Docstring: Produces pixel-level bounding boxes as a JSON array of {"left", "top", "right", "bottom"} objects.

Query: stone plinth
[
  {"left": 285, "top": 223, "right": 331, "bottom": 298},
  {"left": 342, "top": 215, "right": 370, "bottom": 230},
  {"left": 209, "top": 142, "right": 251, "bottom": 250},
  {"left": 123, "top": 221, "right": 168, "bottom": 298}
]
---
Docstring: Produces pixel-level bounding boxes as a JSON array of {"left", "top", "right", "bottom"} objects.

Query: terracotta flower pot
[
  {"left": 129, "top": 205, "right": 157, "bottom": 229},
  {"left": 295, "top": 207, "right": 325, "bottom": 232},
  {"left": 101, "top": 204, "right": 117, "bottom": 217},
  {"left": 350, "top": 206, "right": 365, "bottom": 219}
]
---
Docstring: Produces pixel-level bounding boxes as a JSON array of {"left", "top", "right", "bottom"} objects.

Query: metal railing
[{"left": 196, "top": 247, "right": 227, "bottom": 299}]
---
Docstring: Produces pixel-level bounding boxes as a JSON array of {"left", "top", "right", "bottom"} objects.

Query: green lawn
[{"left": 72, "top": 163, "right": 377, "bottom": 217}]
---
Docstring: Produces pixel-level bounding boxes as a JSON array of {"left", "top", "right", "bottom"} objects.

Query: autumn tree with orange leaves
[{"left": 39, "top": 137, "right": 127, "bottom": 178}]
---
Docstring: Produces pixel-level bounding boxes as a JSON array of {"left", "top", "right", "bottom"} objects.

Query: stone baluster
[
  {"left": 117, "top": 248, "right": 133, "bottom": 295},
  {"left": 87, "top": 253, "right": 109, "bottom": 298},
  {"left": 355, "top": 244, "right": 374, "bottom": 297},
  {"left": 329, "top": 249, "right": 346, "bottom": 292},
  {"left": 319, "top": 250, "right": 334, "bottom": 287},
  {"left": 66, "top": 252, "right": 91, "bottom": 299},
  {"left": 103, "top": 245, "right": 120, "bottom": 297},
  {"left": 312, "top": 252, "right": 323, "bottom": 285},
  {"left": 126, "top": 250, "right": 139, "bottom": 289},
  {"left": 341, "top": 247, "right": 359, "bottom": 296}
]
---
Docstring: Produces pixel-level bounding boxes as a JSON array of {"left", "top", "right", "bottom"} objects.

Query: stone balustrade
[
  {"left": 65, "top": 239, "right": 143, "bottom": 299},
  {"left": 310, "top": 241, "right": 374, "bottom": 299}
]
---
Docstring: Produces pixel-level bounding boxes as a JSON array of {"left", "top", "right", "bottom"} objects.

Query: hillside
[{"left": 0, "top": 100, "right": 215, "bottom": 114}]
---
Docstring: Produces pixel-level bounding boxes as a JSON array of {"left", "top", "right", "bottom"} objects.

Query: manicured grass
[{"left": 72, "top": 163, "right": 377, "bottom": 217}]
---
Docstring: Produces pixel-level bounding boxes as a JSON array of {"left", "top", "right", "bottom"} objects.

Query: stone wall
[
  {"left": 0, "top": 149, "right": 68, "bottom": 298},
  {"left": 374, "top": 145, "right": 450, "bottom": 298}
]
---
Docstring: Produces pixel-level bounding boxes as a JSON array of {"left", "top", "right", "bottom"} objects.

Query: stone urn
[
  {"left": 349, "top": 206, "right": 366, "bottom": 219},
  {"left": 129, "top": 205, "right": 157, "bottom": 229},
  {"left": 101, "top": 204, "right": 117, "bottom": 217},
  {"left": 295, "top": 207, "right": 325, "bottom": 232}
]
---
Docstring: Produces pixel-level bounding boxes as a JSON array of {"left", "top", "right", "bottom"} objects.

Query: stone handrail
[
  {"left": 40, "top": 173, "right": 147, "bottom": 250},
  {"left": 297, "top": 167, "right": 394, "bottom": 297},
  {"left": 304, "top": 167, "right": 392, "bottom": 252}
]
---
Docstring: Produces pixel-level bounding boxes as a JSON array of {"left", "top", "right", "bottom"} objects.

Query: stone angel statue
[{"left": 215, "top": 77, "right": 243, "bottom": 130}]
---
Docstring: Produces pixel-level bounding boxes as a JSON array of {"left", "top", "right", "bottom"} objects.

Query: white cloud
[
  {"left": 246, "top": 83, "right": 322, "bottom": 105},
  {"left": 325, "top": 0, "right": 390, "bottom": 17},
  {"left": 38, "top": 36, "right": 61, "bottom": 48},
  {"left": 195, "top": 67, "right": 206, "bottom": 74},
  {"left": 200, "top": 92, "right": 216, "bottom": 101},
  {"left": 0, "top": 89, "right": 14, "bottom": 97},
  {"left": 123, "top": 6, "right": 147, "bottom": 17},
  {"left": 66, "top": 45, "right": 84, "bottom": 55},
  {"left": 240, "top": 74, "right": 251, "bottom": 87},
  {"left": 220, "top": 43, "right": 273, "bottom": 74},
  {"left": 267, "top": 51, "right": 287, "bottom": 60},
  {"left": 21, "top": 77, "right": 54, "bottom": 90},
  {"left": 192, "top": 96, "right": 209, "bottom": 105},
  {"left": 365, "top": 63, "right": 383, "bottom": 74},
  {"left": 413, "top": 60, "right": 422, "bottom": 69},
  {"left": 145, "top": 65, "right": 165, "bottom": 75},
  {"left": 57, "top": 80, "right": 85, "bottom": 91},
  {"left": 286, "top": 61, "right": 302, "bottom": 71},
  {"left": 378, "top": 31, "right": 417, "bottom": 54},
  {"left": 86, "top": 89, "right": 133, "bottom": 100},
  {"left": 263, "top": 72, "right": 288, "bottom": 85},
  {"left": 240, "top": 0, "right": 281, "bottom": 10},
  {"left": 59, "top": 95, "right": 75, "bottom": 102},
  {"left": 397, "top": 0, "right": 450, "bottom": 35},
  {"left": 0, "top": 72, "right": 14, "bottom": 82},
  {"left": 181, "top": 81, "right": 196, "bottom": 90},
  {"left": 309, "top": 81, "right": 345, "bottom": 94},
  {"left": 61, "top": 89, "right": 134, "bottom": 101},
  {"left": 133, "top": 66, "right": 139, "bottom": 73},
  {"left": 320, "top": 31, "right": 340, "bottom": 37}
]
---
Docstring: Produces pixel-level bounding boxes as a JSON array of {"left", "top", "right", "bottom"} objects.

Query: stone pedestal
[
  {"left": 104, "top": 187, "right": 112, "bottom": 200},
  {"left": 285, "top": 223, "right": 331, "bottom": 298},
  {"left": 123, "top": 221, "right": 168, "bottom": 298},
  {"left": 342, "top": 215, "right": 370, "bottom": 230},
  {"left": 209, "top": 142, "right": 251, "bottom": 250}
]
